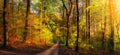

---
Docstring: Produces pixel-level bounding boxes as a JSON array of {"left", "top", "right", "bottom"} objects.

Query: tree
[
  {"left": 101, "top": 1, "right": 107, "bottom": 50},
  {"left": 2, "top": 0, "right": 7, "bottom": 47},
  {"left": 109, "top": 0, "right": 114, "bottom": 54},
  {"left": 86, "top": 0, "right": 90, "bottom": 48},
  {"left": 75, "top": 0, "right": 79, "bottom": 52},
  {"left": 61, "top": 0, "right": 73, "bottom": 47},
  {"left": 23, "top": 0, "right": 31, "bottom": 42}
]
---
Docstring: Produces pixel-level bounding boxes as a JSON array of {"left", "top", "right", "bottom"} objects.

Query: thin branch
[{"left": 61, "top": 0, "right": 69, "bottom": 16}]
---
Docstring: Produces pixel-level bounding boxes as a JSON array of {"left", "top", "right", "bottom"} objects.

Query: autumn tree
[
  {"left": 75, "top": 0, "right": 79, "bottom": 52},
  {"left": 61, "top": 0, "right": 73, "bottom": 47},
  {"left": 108, "top": 0, "right": 114, "bottom": 54},
  {"left": 101, "top": 0, "right": 107, "bottom": 50},
  {"left": 86, "top": 0, "right": 91, "bottom": 49},
  {"left": 2, "top": 0, "right": 7, "bottom": 47},
  {"left": 23, "top": 0, "right": 31, "bottom": 42}
]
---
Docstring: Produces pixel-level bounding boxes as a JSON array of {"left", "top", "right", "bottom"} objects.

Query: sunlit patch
[
  {"left": 115, "top": 0, "right": 120, "bottom": 24},
  {"left": 115, "top": 0, "right": 120, "bottom": 12}
]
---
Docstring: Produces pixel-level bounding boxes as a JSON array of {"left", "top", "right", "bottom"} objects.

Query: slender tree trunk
[
  {"left": 101, "top": 2, "right": 107, "bottom": 50},
  {"left": 18, "top": 0, "right": 20, "bottom": 13},
  {"left": 11, "top": 0, "right": 13, "bottom": 16},
  {"left": 101, "top": 16, "right": 106, "bottom": 50},
  {"left": 61, "top": 0, "right": 74, "bottom": 47},
  {"left": 23, "top": 0, "right": 30, "bottom": 42},
  {"left": 66, "top": 13, "right": 69, "bottom": 47},
  {"left": 86, "top": 0, "right": 90, "bottom": 49},
  {"left": 75, "top": 0, "right": 79, "bottom": 52},
  {"left": 61, "top": 0, "right": 70, "bottom": 47},
  {"left": 117, "top": 27, "right": 120, "bottom": 39},
  {"left": 3, "top": 0, "right": 7, "bottom": 47},
  {"left": 109, "top": 0, "right": 114, "bottom": 54}
]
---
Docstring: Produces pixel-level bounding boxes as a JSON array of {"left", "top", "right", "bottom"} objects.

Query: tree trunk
[
  {"left": 61, "top": 0, "right": 70, "bottom": 47},
  {"left": 86, "top": 0, "right": 90, "bottom": 49},
  {"left": 23, "top": 0, "right": 30, "bottom": 42},
  {"left": 101, "top": 2, "right": 107, "bottom": 50},
  {"left": 101, "top": 16, "right": 106, "bottom": 50},
  {"left": 75, "top": 0, "right": 79, "bottom": 52},
  {"left": 3, "top": 0, "right": 7, "bottom": 47},
  {"left": 109, "top": 0, "right": 114, "bottom": 54}
]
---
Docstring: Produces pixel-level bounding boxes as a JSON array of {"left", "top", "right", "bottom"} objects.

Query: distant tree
[
  {"left": 101, "top": 1, "right": 107, "bottom": 50},
  {"left": 109, "top": 0, "right": 114, "bottom": 54},
  {"left": 86, "top": 0, "right": 90, "bottom": 48}
]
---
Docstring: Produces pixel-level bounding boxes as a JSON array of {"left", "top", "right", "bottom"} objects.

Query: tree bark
[
  {"left": 86, "top": 0, "right": 90, "bottom": 49},
  {"left": 23, "top": 0, "right": 30, "bottom": 42},
  {"left": 3, "top": 0, "right": 7, "bottom": 47},
  {"left": 109, "top": 0, "right": 114, "bottom": 54},
  {"left": 61, "top": 0, "right": 73, "bottom": 47},
  {"left": 101, "top": 2, "right": 107, "bottom": 50},
  {"left": 75, "top": 0, "right": 79, "bottom": 52}
]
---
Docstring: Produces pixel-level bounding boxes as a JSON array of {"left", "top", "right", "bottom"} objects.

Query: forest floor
[{"left": 0, "top": 43, "right": 120, "bottom": 55}]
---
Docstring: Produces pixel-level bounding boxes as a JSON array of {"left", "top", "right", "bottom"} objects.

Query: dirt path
[
  {"left": 0, "top": 50, "right": 16, "bottom": 55},
  {"left": 36, "top": 41, "right": 59, "bottom": 55},
  {"left": 0, "top": 40, "right": 78, "bottom": 55}
]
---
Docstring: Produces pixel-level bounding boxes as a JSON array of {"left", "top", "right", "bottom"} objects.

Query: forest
[{"left": 0, "top": 0, "right": 120, "bottom": 55}]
